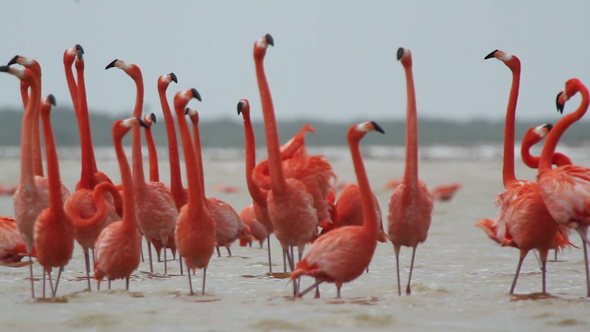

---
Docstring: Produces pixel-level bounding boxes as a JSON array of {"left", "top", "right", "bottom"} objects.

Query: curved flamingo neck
[
  {"left": 348, "top": 129, "right": 378, "bottom": 235},
  {"left": 144, "top": 124, "right": 159, "bottom": 182},
  {"left": 502, "top": 65, "right": 520, "bottom": 187},
  {"left": 19, "top": 81, "right": 29, "bottom": 109},
  {"left": 539, "top": 82, "right": 589, "bottom": 174},
  {"left": 174, "top": 97, "right": 205, "bottom": 208},
  {"left": 113, "top": 126, "right": 138, "bottom": 229},
  {"left": 254, "top": 47, "right": 287, "bottom": 195},
  {"left": 76, "top": 59, "right": 98, "bottom": 189},
  {"left": 158, "top": 83, "right": 184, "bottom": 208},
  {"left": 402, "top": 62, "right": 419, "bottom": 186},
  {"left": 241, "top": 109, "right": 267, "bottom": 205},
  {"left": 20, "top": 71, "right": 40, "bottom": 189},
  {"left": 129, "top": 68, "right": 146, "bottom": 191},
  {"left": 40, "top": 107, "right": 63, "bottom": 212},
  {"left": 63, "top": 53, "right": 78, "bottom": 114}
]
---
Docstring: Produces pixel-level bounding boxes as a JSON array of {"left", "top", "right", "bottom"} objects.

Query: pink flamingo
[
  {"left": 173, "top": 88, "right": 216, "bottom": 295},
  {"left": 106, "top": 59, "right": 178, "bottom": 275},
  {"left": 430, "top": 183, "right": 462, "bottom": 202},
  {"left": 483, "top": 49, "right": 558, "bottom": 294},
  {"left": 239, "top": 204, "right": 267, "bottom": 248},
  {"left": 292, "top": 121, "right": 384, "bottom": 298},
  {"left": 387, "top": 48, "right": 434, "bottom": 296},
  {"left": 94, "top": 118, "right": 147, "bottom": 290},
  {"left": 0, "top": 217, "right": 32, "bottom": 264},
  {"left": 537, "top": 78, "right": 590, "bottom": 296},
  {"left": 34, "top": 94, "right": 76, "bottom": 298}
]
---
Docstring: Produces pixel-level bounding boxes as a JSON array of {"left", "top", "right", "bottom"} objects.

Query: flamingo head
[
  {"left": 484, "top": 49, "right": 520, "bottom": 71},
  {"left": 349, "top": 121, "right": 385, "bottom": 141},
  {"left": 143, "top": 113, "right": 156, "bottom": 127},
  {"left": 158, "top": 72, "right": 178, "bottom": 89},
  {"left": 7, "top": 55, "right": 41, "bottom": 77},
  {"left": 0, "top": 65, "right": 30, "bottom": 81},
  {"left": 556, "top": 78, "right": 584, "bottom": 114},
  {"left": 42, "top": 94, "right": 57, "bottom": 107},
  {"left": 185, "top": 107, "right": 199, "bottom": 124},
  {"left": 64, "top": 44, "right": 83, "bottom": 66},
  {"left": 237, "top": 99, "right": 250, "bottom": 116},
  {"left": 254, "top": 33, "right": 274, "bottom": 57},
  {"left": 397, "top": 47, "right": 412, "bottom": 67},
  {"left": 532, "top": 123, "right": 552, "bottom": 139},
  {"left": 174, "top": 88, "right": 201, "bottom": 113},
  {"left": 105, "top": 58, "right": 142, "bottom": 79},
  {"left": 114, "top": 117, "right": 149, "bottom": 139}
]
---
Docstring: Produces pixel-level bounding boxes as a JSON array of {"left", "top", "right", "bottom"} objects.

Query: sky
[{"left": 0, "top": 1, "right": 588, "bottom": 124}]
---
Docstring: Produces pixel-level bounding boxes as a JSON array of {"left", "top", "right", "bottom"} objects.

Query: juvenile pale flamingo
[
  {"left": 254, "top": 34, "right": 319, "bottom": 294},
  {"left": 64, "top": 49, "right": 121, "bottom": 290},
  {"left": 387, "top": 48, "right": 434, "bottom": 296},
  {"left": 484, "top": 49, "right": 558, "bottom": 294},
  {"left": 106, "top": 59, "right": 178, "bottom": 275},
  {"left": 185, "top": 107, "right": 250, "bottom": 257},
  {"left": 537, "top": 78, "right": 590, "bottom": 296},
  {"left": 34, "top": 94, "right": 76, "bottom": 298},
  {"left": 173, "top": 88, "right": 216, "bottom": 295},
  {"left": 94, "top": 118, "right": 147, "bottom": 290},
  {"left": 292, "top": 121, "right": 384, "bottom": 298}
]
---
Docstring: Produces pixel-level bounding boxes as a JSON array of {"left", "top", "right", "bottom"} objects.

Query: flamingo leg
[
  {"left": 406, "top": 246, "right": 417, "bottom": 296},
  {"left": 283, "top": 249, "right": 287, "bottom": 273},
  {"left": 532, "top": 250, "right": 541, "bottom": 267},
  {"left": 187, "top": 267, "right": 194, "bottom": 295},
  {"left": 227, "top": 247, "right": 232, "bottom": 257},
  {"left": 140, "top": 241, "right": 144, "bottom": 262},
  {"left": 91, "top": 248, "right": 95, "bottom": 267},
  {"left": 509, "top": 255, "right": 526, "bottom": 294},
  {"left": 554, "top": 249, "right": 558, "bottom": 262},
  {"left": 84, "top": 250, "right": 92, "bottom": 291},
  {"left": 126, "top": 277, "right": 129, "bottom": 290},
  {"left": 147, "top": 238, "right": 154, "bottom": 273},
  {"left": 108, "top": 279, "right": 111, "bottom": 290},
  {"left": 285, "top": 249, "right": 297, "bottom": 296},
  {"left": 179, "top": 256, "right": 184, "bottom": 276},
  {"left": 163, "top": 241, "right": 168, "bottom": 275},
  {"left": 54, "top": 266, "right": 63, "bottom": 297},
  {"left": 314, "top": 278, "right": 321, "bottom": 299},
  {"left": 541, "top": 260, "right": 546, "bottom": 294},
  {"left": 202, "top": 267, "right": 207, "bottom": 296},
  {"left": 47, "top": 270, "right": 54, "bottom": 298},
  {"left": 337, "top": 287, "right": 341, "bottom": 299},
  {"left": 578, "top": 229, "right": 590, "bottom": 297},
  {"left": 296, "top": 279, "right": 323, "bottom": 298},
  {"left": 216, "top": 246, "right": 221, "bottom": 257},
  {"left": 394, "top": 247, "right": 401, "bottom": 296},
  {"left": 267, "top": 236, "right": 273, "bottom": 274},
  {"left": 366, "top": 266, "right": 369, "bottom": 273},
  {"left": 42, "top": 269, "right": 46, "bottom": 298},
  {"left": 29, "top": 254, "right": 35, "bottom": 299}
]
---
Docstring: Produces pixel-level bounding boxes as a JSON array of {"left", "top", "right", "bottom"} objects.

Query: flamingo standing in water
[
  {"left": 292, "top": 121, "right": 384, "bottom": 298},
  {"left": 185, "top": 108, "right": 250, "bottom": 257},
  {"left": 387, "top": 48, "right": 434, "bottom": 296},
  {"left": 106, "top": 59, "right": 178, "bottom": 275},
  {"left": 253, "top": 34, "right": 320, "bottom": 295},
  {"left": 34, "top": 94, "right": 76, "bottom": 298},
  {"left": 239, "top": 204, "right": 267, "bottom": 248},
  {"left": 0, "top": 217, "right": 32, "bottom": 264},
  {"left": 483, "top": 49, "right": 558, "bottom": 294},
  {"left": 64, "top": 49, "right": 121, "bottom": 291},
  {"left": 537, "top": 78, "right": 590, "bottom": 296},
  {"left": 173, "top": 88, "right": 216, "bottom": 295},
  {"left": 94, "top": 117, "right": 147, "bottom": 290}
]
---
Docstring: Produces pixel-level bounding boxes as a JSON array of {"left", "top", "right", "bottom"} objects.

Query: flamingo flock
[{"left": 0, "top": 35, "right": 588, "bottom": 301}]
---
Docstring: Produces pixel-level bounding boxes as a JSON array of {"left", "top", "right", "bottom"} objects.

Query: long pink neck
[
  {"left": 254, "top": 48, "right": 286, "bottom": 195},
  {"left": 241, "top": 110, "right": 267, "bottom": 205},
  {"left": 521, "top": 130, "right": 572, "bottom": 169},
  {"left": 502, "top": 67, "right": 520, "bottom": 187},
  {"left": 158, "top": 85, "right": 184, "bottom": 208},
  {"left": 175, "top": 98, "right": 205, "bottom": 208},
  {"left": 64, "top": 56, "right": 78, "bottom": 114},
  {"left": 539, "top": 82, "right": 589, "bottom": 174},
  {"left": 348, "top": 130, "right": 378, "bottom": 236},
  {"left": 77, "top": 60, "right": 98, "bottom": 189},
  {"left": 189, "top": 117, "right": 206, "bottom": 194},
  {"left": 144, "top": 125, "right": 159, "bottom": 182},
  {"left": 20, "top": 72, "right": 40, "bottom": 190},
  {"left": 402, "top": 62, "right": 419, "bottom": 186},
  {"left": 19, "top": 82, "right": 43, "bottom": 178},
  {"left": 130, "top": 70, "right": 146, "bottom": 192},
  {"left": 40, "top": 108, "right": 64, "bottom": 212},
  {"left": 113, "top": 127, "right": 138, "bottom": 230}
]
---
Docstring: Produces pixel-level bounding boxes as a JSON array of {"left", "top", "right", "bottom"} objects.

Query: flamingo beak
[
  {"left": 191, "top": 88, "right": 202, "bottom": 101},
  {"left": 543, "top": 123, "right": 553, "bottom": 131},
  {"left": 7, "top": 55, "right": 19, "bottom": 66},
  {"left": 396, "top": 48, "right": 404, "bottom": 61},
  {"left": 77, "top": 50, "right": 84, "bottom": 61},
  {"left": 484, "top": 50, "right": 499, "bottom": 60},
  {"left": 185, "top": 107, "right": 190, "bottom": 115},
  {"left": 150, "top": 113, "right": 156, "bottom": 124},
  {"left": 75, "top": 44, "right": 84, "bottom": 54},
  {"left": 0, "top": 65, "right": 8, "bottom": 72},
  {"left": 371, "top": 121, "right": 385, "bottom": 134},
  {"left": 137, "top": 117, "right": 150, "bottom": 129},
  {"left": 237, "top": 101, "right": 243, "bottom": 115},
  {"left": 47, "top": 94, "right": 57, "bottom": 106},
  {"left": 169, "top": 72, "right": 178, "bottom": 83},
  {"left": 265, "top": 33, "right": 274, "bottom": 47},
  {"left": 556, "top": 91, "right": 565, "bottom": 114},
  {"left": 105, "top": 59, "right": 118, "bottom": 70}
]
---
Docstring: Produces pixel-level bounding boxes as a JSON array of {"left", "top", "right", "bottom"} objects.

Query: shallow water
[{"left": 1, "top": 153, "right": 589, "bottom": 332}]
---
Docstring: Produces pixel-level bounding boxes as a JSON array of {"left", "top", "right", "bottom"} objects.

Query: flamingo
[
  {"left": 106, "top": 59, "right": 179, "bottom": 275},
  {"left": 537, "top": 78, "right": 590, "bottom": 296},
  {"left": 291, "top": 121, "right": 384, "bottom": 298},
  {"left": 185, "top": 107, "right": 250, "bottom": 257},
  {"left": 94, "top": 118, "right": 147, "bottom": 290},
  {"left": 173, "top": 88, "right": 216, "bottom": 295},
  {"left": 483, "top": 49, "right": 559, "bottom": 294},
  {"left": 239, "top": 204, "right": 267, "bottom": 248},
  {"left": 1, "top": 64, "right": 69, "bottom": 298},
  {"left": 34, "top": 94, "right": 76, "bottom": 298},
  {"left": 64, "top": 49, "right": 121, "bottom": 291},
  {"left": 253, "top": 34, "right": 320, "bottom": 295},
  {"left": 0, "top": 217, "right": 31, "bottom": 264},
  {"left": 387, "top": 48, "right": 434, "bottom": 296},
  {"left": 430, "top": 183, "right": 462, "bottom": 202}
]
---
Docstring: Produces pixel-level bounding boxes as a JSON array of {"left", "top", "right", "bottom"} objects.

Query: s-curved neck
[
  {"left": 242, "top": 110, "right": 267, "bottom": 205},
  {"left": 348, "top": 130, "right": 378, "bottom": 236}
]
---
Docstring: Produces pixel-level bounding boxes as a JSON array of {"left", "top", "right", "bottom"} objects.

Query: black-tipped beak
[
  {"left": 169, "top": 72, "right": 178, "bottom": 83},
  {"left": 47, "top": 94, "right": 57, "bottom": 106},
  {"left": 7, "top": 55, "right": 19, "bottom": 66},
  {"left": 191, "top": 88, "right": 202, "bottom": 101},
  {"left": 396, "top": 48, "right": 404, "bottom": 61},
  {"left": 371, "top": 121, "right": 385, "bottom": 134},
  {"left": 543, "top": 123, "right": 553, "bottom": 131},
  {"left": 0, "top": 65, "right": 8, "bottom": 72},
  {"left": 150, "top": 113, "right": 156, "bottom": 124},
  {"left": 484, "top": 50, "right": 498, "bottom": 60},
  {"left": 105, "top": 59, "right": 117, "bottom": 70},
  {"left": 185, "top": 107, "right": 190, "bottom": 115},
  {"left": 77, "top": 50, "right": 84, "bottom": 61},
  {"left": 138, "top": 117, "right": 150, "bottom": 129},
  {"left": 556, "top": 92, "right": 565, "bottom": 114},
  {"left": 237, "top": 101, "right": 243, "bottom": 115},
  {"left": 75, "top": 44, "right": 84, "bottom": 54},
  {"left": 265, "top": 33, "right": 274, "bottom": 47}
]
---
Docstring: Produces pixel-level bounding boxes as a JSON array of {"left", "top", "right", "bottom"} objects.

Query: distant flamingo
[
  {"left": 387, "top": 48, "right": 434, "bottom": 296},
  {"left": 1, "top": 64, "right": 69, "bottom": 298},
  {"left": 185, "top": 107, "right": 250, "bottom": 257},
  {"left": 106, "top": 59, "right": 179, "bottom": 275},
  {"left": 239, "top": 204, "right": 267, "bottom": 248},
  {"left": 483, "top": 49, "right": 558, "bottom": 294},
  {"left": 254, "top": 34, "right": 320, "bottom": 295},
  {"left": 34, "top": 94, "right": 76, "bottom": 298},
  {"left": 94, "top": 118, "right": 147, "bottom": 290},
  {"left": 64, "top": 50, "right": 120, "bottom": 290},
  {"left": 173, "top": 88, "right": 216, "bottom": 295},
  {"left": 292, "top": 121, "right": 384, "bottom": 298},
  {"left": 0, "top": 217, "right": 31, "bottom": 264},
  {"left": 537, "top": 78, "right": 590, "bottom": 296},
  {"left": 430, "top": 183, "right": 462, "bottom": 202}
]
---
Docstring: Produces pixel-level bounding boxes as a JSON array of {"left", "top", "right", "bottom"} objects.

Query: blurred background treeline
[{"left": 0, "top": 107, "right": 588, "bottom": 147}]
